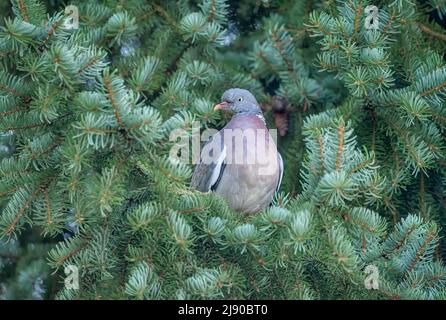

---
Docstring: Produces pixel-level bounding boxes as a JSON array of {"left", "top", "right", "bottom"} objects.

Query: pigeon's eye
[{"left": 237, "top": 97, "right": 243, "bottom": 102}]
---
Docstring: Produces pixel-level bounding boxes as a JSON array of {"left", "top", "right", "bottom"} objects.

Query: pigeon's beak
[{"left": 214, "top": 101, "right": 230, "bottom": 111}]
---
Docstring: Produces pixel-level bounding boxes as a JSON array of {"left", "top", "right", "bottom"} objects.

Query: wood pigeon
[{"left": 191, "top": 88, "right": 283, "bottom": 214}]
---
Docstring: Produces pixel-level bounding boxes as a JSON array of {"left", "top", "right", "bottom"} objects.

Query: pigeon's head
[{"left": 214, "top": 88, "right": 262, "bottom": 114}]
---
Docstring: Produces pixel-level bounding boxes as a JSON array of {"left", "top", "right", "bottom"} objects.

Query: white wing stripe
[
  {"left": 208, "top": 145, "right": 226, "bottom": 190},
  {"left": 276, "top": 153, "right": 284, "bottom": 192}
]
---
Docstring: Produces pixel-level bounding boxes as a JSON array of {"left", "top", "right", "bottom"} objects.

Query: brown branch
[
  {"left": 78, "top": 57, "right": 100, "bottom": 75},
  {"left": 378, "top": 288, "right": 401, "bottom": 300},
  {"left": 53, "top": 243, "right": 86, "bottom": 269},
  {"left": 257, "top": 50, "right": 279, "bottom": 74},
  {"left": 0, "top": 83, "right": 22, "bottom": 97},
  {"left": 406, "top": 229, "right": 436, "bottom": 274},
  {"left": 158, "top": 164, "right": 183, "bottom": 183},
  {"left": 41, "top": 18, "right": 64, "bottom": 48},
  {"left": 336, "top": 123, "right": 345, "bottom": 171},
  {"left": 270, "top": 29, "right": 296, "bottom": 77},
  {"left": 103, "top": 74, "right": 124, "bottom": 127},
  {"left": 44, "top": 189, "right": 52, "bottom": 225},
  {"left": 17, "top": 0, "right": 29, "bottom": 22},
  {"left": 350, "top": 158, "right": 372, "bottom": 174},
  {"left": 0, "top": 187, "right": 17, "bottom": 198},
  {"left": 344, "top": 212, "right": 379, "bottom": 234},
  {"left": 353, "top": 1, "right": 362, "bottom": 37},
  {"left": 5, "top": 188, "right": 41, "bottom": 237},
  {"left": 164, "top": 42, "right": 192, "bottom": 77},
  {"left": 0, "top": 50, "right": 15, "bottom": 58},
  {"left": 5, "top": 122, "right": 46, "bottom": 131},
  {"left": 392, "top": 143, "right": 400, "bottom": 188},
  {"left": 0, "top": 106, "right": 21, "bottom": 117},
  {"left": 30, "top": 140, "right": 59, "bottom": 161},
  {"left": 367, "top": 104, "right": 377, "bottom": 152},
  {"left": 418, "top": 22, "right": 446, "bottom": 42},
  {"left": 178, "top": 206, "right": 207, "bottom": 214},
  {"left": 382, "top": 13, "right": 396, "bottom": 35},
  {"left": 208, "top": 0, "right": 215, "bottom": 21},
  {"left": 130, "top": 119, "right": 153, "bottom": 130},
  {"left": 419, "top": 174, "right": 426, "bottom": 219},
  {"left": 431, "top": 110, "right": 446, "bottom": 123},
  {"left": 152, "top": 3, "right": 178, "bottom": 28},
  {"left": 411, "top": 272, "right": 444, "bottom": 289},
  {"left": 136, "top": 10, "right": 155, "bottom": 23},
  {"left": 420, "top": 80, "right": 446, "bottom": 97},
  {"left": 318, "top": 135, "right": 324, "bottom": 173},
  {"left": 384, "top": 196, "right": 398, "bottom": 225},
  {"left": 388, "top": 224, "right": 417, "bottom": 254}
]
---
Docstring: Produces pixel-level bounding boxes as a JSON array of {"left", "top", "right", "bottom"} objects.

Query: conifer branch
[
  {"left": 103, "top": 74, "right": 124, "bottom": 127},
  {"left": 335, "top": 123, "right": 344, "bottom": 171},
  {"left": 208, "top": 0, "right": 215, "bottom": 21},
  {"left": 1, "top": 0, "right": 445, "bottom": 300},
  {"left": 44, "top": 189, "right": 52, "bottom": 226},
  {"left": 406, "top": 229, "right": 436, "bottom": 274},
  {"left": 5, "top": 122, "right": 46, "bottom": 131},
  {"left": 17, "top": 0, "right": 30, "bottom": 22},
  {"left": 0, "top": 83, "right": 22, "bottom": 97},
  {"left": 353, "top": 1, "right": 362, "bottom": 37},
  {"left": 0, "top": 187, "right": 17, "bottom": 198},
  {"left": 152, "top": 4, "right": 178, "bottom": 28},
  {"left": 418, "top": 23, "right": 446, "bottom": 42},
  {"left": 0, "top": 106, "right": 21, "bottom": 116},
  {"left": 41, "top": 17, "right": 64, "bottom": 48},
  {"left": 270, "top": 29, "right": 295, "bottom": 75},
  {"left": 4, "top": 188, "right": 40, "bottom": 237},
  {"left": 318, "top": 135, "right": 324, "bottom": 173},
  {"left": 420, "top": 80, "right": 446, "bottom": 96}
]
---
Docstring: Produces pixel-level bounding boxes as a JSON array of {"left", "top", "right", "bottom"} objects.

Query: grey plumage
[{"left": 191, "top": 88, "right": 283, "bottom": 214}]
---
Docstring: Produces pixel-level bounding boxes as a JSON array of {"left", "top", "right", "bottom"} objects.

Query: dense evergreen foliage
[{"left": 1, "top": 0, "right": 446, "bottom": 299}]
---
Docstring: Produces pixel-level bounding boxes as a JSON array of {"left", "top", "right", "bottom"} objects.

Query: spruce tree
[{"left": 0, "top": 0, "right": 446, "bottom": 299}]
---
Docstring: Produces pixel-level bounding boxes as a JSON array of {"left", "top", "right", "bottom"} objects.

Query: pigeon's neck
[
  {"left": 233, "top": 111, "right": 266, "bottom": 124},
  {"left": 255, "top": 113, "right": 266, "bottom": 125}
]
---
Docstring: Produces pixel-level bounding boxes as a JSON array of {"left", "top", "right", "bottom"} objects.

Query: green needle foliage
[{"left": 0, "top": 0, "right": 446, "bottom": 299}]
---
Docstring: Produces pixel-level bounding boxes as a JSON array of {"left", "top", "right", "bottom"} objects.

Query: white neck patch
[{"left": 256, "top": 113, "right": 266, "bottom": 124}]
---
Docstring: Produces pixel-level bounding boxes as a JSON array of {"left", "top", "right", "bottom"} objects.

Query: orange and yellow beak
[{"left": 213, "top": 101, "right": 230, "bottom": 111}]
